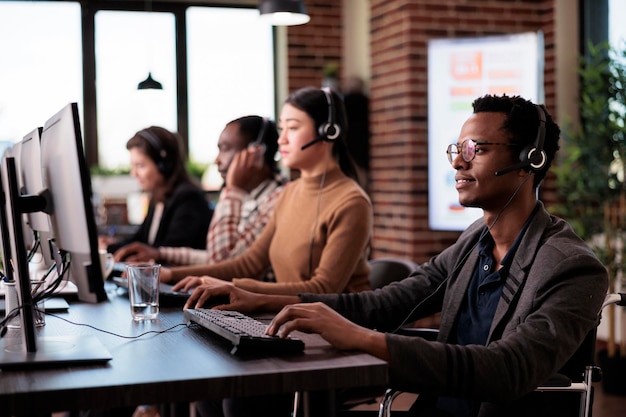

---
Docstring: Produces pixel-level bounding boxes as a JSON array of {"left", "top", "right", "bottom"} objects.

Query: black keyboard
[{"left": 183, "top": 308, "right": 305, "bottom": 355}]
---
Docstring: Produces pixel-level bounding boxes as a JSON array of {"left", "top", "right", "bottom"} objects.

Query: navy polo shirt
[
  {"left": 437, "top": 203, "right": 539, "bottom": 417},
  {"left": 455, "top": 232, "right": 505, "bottom": 346},
  {"left": 456, "top": 203, "right": 538, "bottom": 346}
]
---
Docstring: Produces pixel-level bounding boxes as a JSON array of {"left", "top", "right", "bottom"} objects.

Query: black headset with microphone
[
  {"left": 253, "top": 117, "right": 269, "bottom": 147},
  {"left": 300, "top": 87, "right": 342, "bottom": 150},
  {"left": 249, "top": 116, "right": 271, "bottom": 166},
  {"left": 137, "top": 128, "right": 170, "bottom": 175},
  {"left": 495, "top": 104, "right": 547, "bottom": 176}
]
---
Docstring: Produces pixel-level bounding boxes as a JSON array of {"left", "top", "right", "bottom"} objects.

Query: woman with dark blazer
[{"left": 105, "top": 126, "right": 211, "bottom": 255}]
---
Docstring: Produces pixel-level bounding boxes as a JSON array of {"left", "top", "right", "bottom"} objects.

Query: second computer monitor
[
  {"left": 40, "top": 103, "right": 106, "bottom": 303},
  {"left": 20, "top": 127, "right": 55, "bottom": 269}
]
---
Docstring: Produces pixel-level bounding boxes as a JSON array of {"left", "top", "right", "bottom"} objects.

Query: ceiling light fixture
[
  {"left": 137, "top": 72, "right": 163, "bottom": 90},
  {"left": 259, "top": 0, "right": 311, "bottom": 26},
  {"left": 137, "top": 0, "right": 163, "bottom": 90}
]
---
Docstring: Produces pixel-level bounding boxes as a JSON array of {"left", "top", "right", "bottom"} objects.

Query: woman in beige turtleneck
[{"left": 164, "top": 86, "right": 372, "bottom": 298}]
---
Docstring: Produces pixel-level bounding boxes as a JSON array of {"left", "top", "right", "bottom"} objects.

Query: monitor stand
[{"left": 0, "top": 335, "right": 112, "bottom": 370}]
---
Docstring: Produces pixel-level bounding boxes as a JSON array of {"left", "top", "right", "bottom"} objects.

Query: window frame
[{"left": 79, "top": 0, "right": 272, "bottom": 167}]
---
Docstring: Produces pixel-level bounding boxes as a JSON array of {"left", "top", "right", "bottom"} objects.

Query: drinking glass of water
[{"left": 126, "top": 263, "right": 160, "bottom": 320}]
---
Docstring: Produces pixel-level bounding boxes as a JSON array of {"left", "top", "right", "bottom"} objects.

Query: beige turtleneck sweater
[{"left": 169, "top": 166, "right": 372, "bottom": 295}]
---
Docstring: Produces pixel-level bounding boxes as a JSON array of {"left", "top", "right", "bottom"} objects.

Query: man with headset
[
  {"left": 114, "top": 116, "right": 285, "bottom": 275},
  {"left": 183, "top": 95, "right": 608, "bottom": 416}
]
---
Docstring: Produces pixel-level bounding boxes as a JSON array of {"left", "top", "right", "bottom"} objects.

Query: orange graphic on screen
[
  {"left": 489, "top": 85, "right": 520, "bottom": 95},
  {"left": 450, "top": 87, "right": 477, "bottom": 96},
  {"left": 451, "top": 52, "right": 482, "bottom": 80}
]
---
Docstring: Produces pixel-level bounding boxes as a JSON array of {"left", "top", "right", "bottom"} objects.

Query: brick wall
[
  {"left": 286, "top": 1, "right": 343, "bottom": 90},
  {"left": 287, "top": 0, "right": 558, "bottom": 263}
]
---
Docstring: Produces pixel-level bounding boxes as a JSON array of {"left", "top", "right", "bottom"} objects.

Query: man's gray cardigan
[{"left": 302, "top": 202, "right": 608, "bottom": 416}]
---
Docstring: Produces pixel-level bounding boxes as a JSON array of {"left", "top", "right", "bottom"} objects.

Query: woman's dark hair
[
  {"left": 127, "top": 126, "right": 193, "bottom": 202},
  {"left": 229, "top": 115, "right": 279, "bottom": 173},
  {"left": 285, "top": 86, "right": 358, "bottom": 181},
  {"left": 472, "top": 94, "right": 561, "bottom": 188}
]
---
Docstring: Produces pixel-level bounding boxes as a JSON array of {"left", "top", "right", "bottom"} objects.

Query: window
[
  {"left": 95, "top": 10, "right": 177, "bottom": 169},
  {"left": 0, "top": 1, "right": 82, "bottom": 144},
  {"left": 0, "top": 1, "right": 275, "bottom": 171},
  {"left": 609, "top": 0, "right": 626, "bottom": 48},
  {"left": 187, "top": 7, "right": 275, "bottom": 165}
]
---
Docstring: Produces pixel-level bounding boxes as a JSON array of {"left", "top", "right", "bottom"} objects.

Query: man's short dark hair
[{"left": 472, "top": 94, "right": 561, "bottom": 188}]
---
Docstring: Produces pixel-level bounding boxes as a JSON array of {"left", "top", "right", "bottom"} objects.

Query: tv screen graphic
[{"left": 428, "top": 31, "right": 544, "bottom": 231}]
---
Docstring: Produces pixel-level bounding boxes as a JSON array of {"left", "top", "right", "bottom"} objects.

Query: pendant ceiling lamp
[
  {"left": 137, "top": 0, "right": 163, "bottom": 90},
  {"left": 259, "top": 0, "right": 310, "bottom": 26},
  {"left": 137, "top": 72, "right": 163, "bottom": 90}
]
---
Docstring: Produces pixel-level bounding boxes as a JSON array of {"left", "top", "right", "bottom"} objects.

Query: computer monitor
[
  {"left": 39, "top": 103, "right": 107, "bottom": 304},
  {"left": 0, "top": 146, "right": 17, "bottom": 281},
  {"left": 5, "top": 141, "right": 33, "bottom": 256},
  {"left": 19, "top": 128, "right": 56, "bottom": 270},
  {"left": 1, "top": 138, "right": 54, "bottom": 274},
  {"left": 0, "top": 103, "right": 112, "bottom": 368},
  {"left": 0, "top": 143, "right": 38, "bottom": 283},
  {"left": 1, "top": 155, "right": 44, "bottom": 352},
  {"left": 0, "top": 153, "right": 111, "bottom": 368}
]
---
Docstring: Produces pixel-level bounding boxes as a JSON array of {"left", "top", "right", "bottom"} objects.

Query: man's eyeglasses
[{"left": 446, "top": 139, "right": 519, "bottom": 164}]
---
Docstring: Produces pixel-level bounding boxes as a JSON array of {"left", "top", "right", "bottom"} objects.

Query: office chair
[
  {"left": 368, "top": 258, "right": 419, "bottom": 290},
  {"left": 376, "top": 292, "right": 626, "bottom": 417}
]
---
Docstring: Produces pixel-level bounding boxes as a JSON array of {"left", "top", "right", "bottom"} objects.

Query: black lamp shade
[
  {"left": 137, "top": 72, "right": 163, "bottom": 90},
  {"left": 259, "top": 0, "right": 310, "bottom": 26}
]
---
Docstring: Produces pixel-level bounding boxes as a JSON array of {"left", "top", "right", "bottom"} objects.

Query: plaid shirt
[{"left": 158, "top": 176, "right": 285, "bottom": 267}]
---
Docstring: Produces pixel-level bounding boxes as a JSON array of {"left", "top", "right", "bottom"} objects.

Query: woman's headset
[
  {"left": 300, "top": 88, "right": 342, "bottom": 150},
  {"left": 137, "top": 129, "right": 171, "bottom": 176},
  {"left": 318, "top": 87, "right": 342, "bottom": 141}
]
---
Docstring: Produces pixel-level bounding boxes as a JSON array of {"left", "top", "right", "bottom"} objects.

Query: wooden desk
[{"left": 0, "top": 284, "right": 388, "bottom": 416}]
